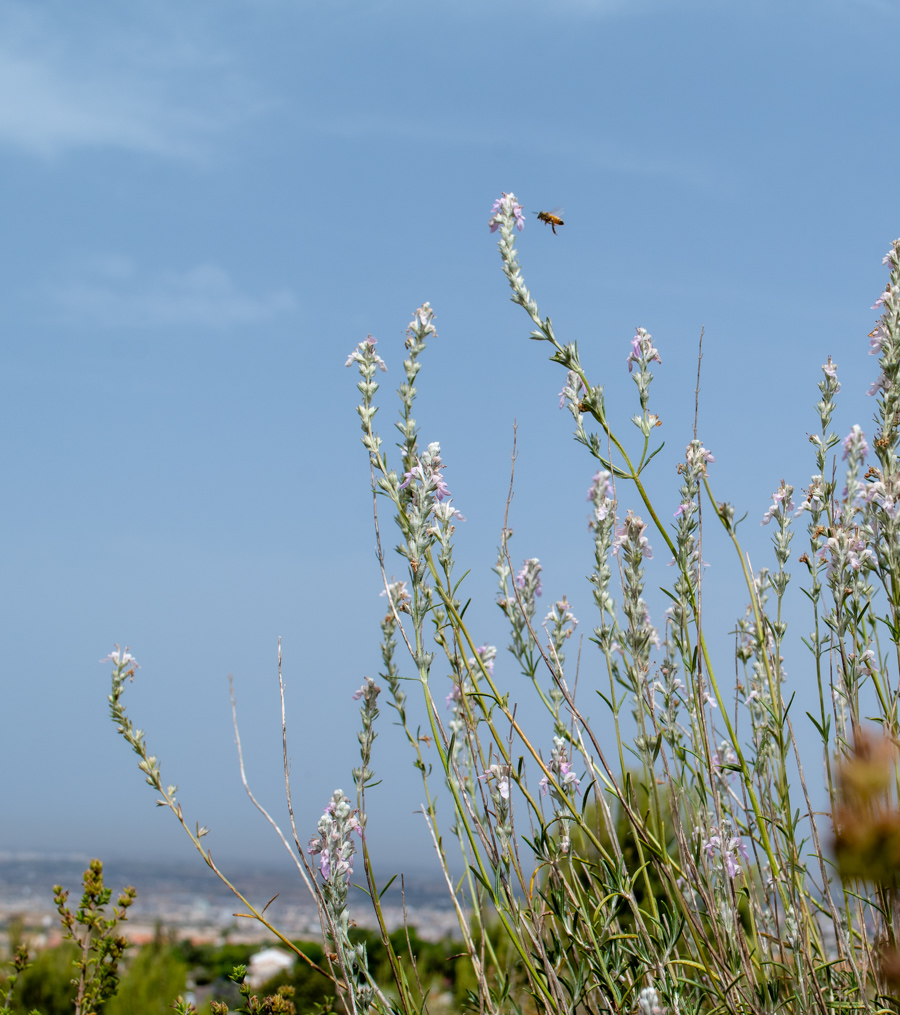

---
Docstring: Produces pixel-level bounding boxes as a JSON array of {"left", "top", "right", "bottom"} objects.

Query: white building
[{"left": 247, "top": 946, "right": 296, "bottom": 989}]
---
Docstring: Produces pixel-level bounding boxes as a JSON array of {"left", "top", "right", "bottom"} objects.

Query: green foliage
[
  {"left": 0, "top": 937, "right": 32, "bottom": 1015},
  {"left": 175, "top": 942, "right": 259, "bottom": 985},
  {"left": 103, "top": 940, "right": 186, "bottom": 1015},
  {"left": 1, "top": 860, "right": 136, "bottom": 1015},
  {"left": 2, "top": 943, "right": 78, "bottom": 1015}
]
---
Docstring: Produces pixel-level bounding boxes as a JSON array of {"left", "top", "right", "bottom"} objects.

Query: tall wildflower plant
[
  {"left": 108, "top": 201, "right": 900, "bottom": 1015},
  {"left": 340, "top": 203, "right": 900, "bottom": 1013}
]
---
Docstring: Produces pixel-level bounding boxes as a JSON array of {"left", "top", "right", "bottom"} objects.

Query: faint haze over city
[{"left": 0, "top": 0, "right": 897, "bottom": 879}]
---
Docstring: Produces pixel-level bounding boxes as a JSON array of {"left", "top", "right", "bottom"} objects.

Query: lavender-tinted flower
[
  {"left": 796, "top": 469, "right": 833, "bottom": 616},
  {"left": 444, "top": 667, "right": 476, "bottom": 773},
  {"left": 702, "top": 831, "right": 750, "bottom": 880},
  {"left": 794, "top": 476, "right": 826, "bottom": 518},
  {"left": 653, "top": 658, "right": 686, "bottom": 748},
  {"left": 496, "top": 548, "right": 548, "bottom": 698},
  {"left": 759, "top": 482, "right": 794, "bottom": 609},
  {"left": 344, "top": 334, "right": 387, "bottom": 373},
  {"left": 542, "top": 598, "right": 577, "bottom": 732},
  {"left": 614, "top": 511, "right": 653, "bottom": 560},
  {"left": 478, "top": 764, "right": 511, "bottom": 800},
  {"left": 588, "top": 469, "right": 615, "bottom": 519},
  {"left": 867, "top": 240, "right": 900, "bottom": 465},
  {"left": 407, "top": 302, "right": 437, "bottom": 342},
  {"left": 346, "top": 334, "right": 389, "bottom": 465},
  {"left": 400, "top": 443, "right": 446, "bottom": 498},
  {"left": 870, "top": 325, "right": 887, "bottom": 355},
  {"left": 862, "top": 473, "right": 900, "bottom": 598},
  {"left": 377, "top": 580, "right": 410, "bottom": 732},
  {"left": 308, "top": 789, "right": 362, "bottom": 883},
  {"left": 841, "top": 425, "right": 869, "bottom": 522},
  {"left": 539, "top": 737, "right": 582, "bottom": 856},
  {"left": 811, "top": 357, "right": 842, "bottom": 453},
  {"left": 587, "top": 470, "right": 619, "bottom": 662},
  {"left": 761, "top": 482, "right": 795, "bottom": 526},
  {"left": 688, "top": 444, "right": 715, "bottom": 467},
  {"left": 352, "top": 676, "right": 381, "bottom": 789},
  {"left": 308, "top": 789, "right": 373, "bottom": 1013},
  {"left": 626, "top": 327, "right": 661, "bottom": 413},
  {"left": 670, "top": 441, "right": 712, "bottom": 637},
  {"left": 626, "top": 328, "right": 661, "bottom": 372},
  {"left": 544, "top": 598, "right": 577, "bottom": 645},
  {"left": 417, "top": 452, "right": 466, "bottom": 579},
  {"left": 432, "top": 500, "right": 465, "bottom": 523},
  {"left": 858, "top": 647, "right": 877, "bottom": 673},
  {"left": 515, "top": 557, "right": 543, "bottom": 599},
  {"left": 469, "top": 643, "right": 497, "bottom": 676},
  {"left": 394, "top": 303, "right": 436, "bottom": 489},
  {"left": 399, "top": 442, "right": 464, "bottom": 584},
  {"left": 101, "top": 646, "right": 139, "bottom": 671},
  {"left": 733, "top": 576, "right": 783, "bottom": 773},
  {"left": 837, "top": 647, "right": 878, "bottom": 715},
  {"left": 817, "top": 527, "right": 875, "bottom": 578},
  {"left": 873, "top": 489, "right": 897, "bottom": 520},
  {"left": 613, "top": 511, "right": 659, "bottom": 691},
  {"left": 489, "top": 192, "right": 525, "bottom": 233},
  {"left": 477, "top": 762, "right": 514, "bottom": 860},
  {"left": 558, "top": 369, "right": 586, "bottom": 410},
  {"left": 867, "top": 374, "right": 886, "bottom": 397},
  {"left": 873, "top": 284, "right": 899, "bottom": 311},
  {"left": 843, "top": 425, "right": 869, "bottom": 463},
  {"left": 380, "top": 579, "right": 411, "bottom": 615},
  {"left": 750, "top": 475, "right": 791, "bottom": 706},
  {"left": 712, "top": 740, "right": 738, "bottom": 782},
  {"left": 539, "top": 737, "right": 582, "bottom": 799},
  {"left": 489, "top": 190, "right": 555, "bottom": 343},
  {"left": 400, "top": 442, "right": 452, "bottom": 504}
]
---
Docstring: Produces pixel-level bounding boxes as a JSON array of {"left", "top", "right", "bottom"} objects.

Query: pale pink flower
[
  {"left": 489, "top": 192, "right": 525, "bottom": 233},
  {"left": 101, "top": 646, "right": 139, "bottom": 669}
]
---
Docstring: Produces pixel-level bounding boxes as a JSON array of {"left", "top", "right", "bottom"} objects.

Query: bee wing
[{"left": 548, "top": 206, "right": 564, "bottom": 217}]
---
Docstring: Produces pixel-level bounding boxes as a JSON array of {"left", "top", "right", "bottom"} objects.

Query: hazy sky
[{"left": 1, "top": 0, "right": 897, "bottom": 891}]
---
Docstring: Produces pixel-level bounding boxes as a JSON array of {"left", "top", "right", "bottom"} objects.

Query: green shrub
[{"left": 103, "top": 940, "right": 187, "bottom": 1015}]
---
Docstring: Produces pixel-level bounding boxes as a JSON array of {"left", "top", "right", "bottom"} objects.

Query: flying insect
[{"left": 535, "top": 208, "right": 564, "bottom": 234}]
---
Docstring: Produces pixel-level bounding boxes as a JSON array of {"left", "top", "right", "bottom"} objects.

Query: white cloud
[
  {"left": 53, "top": 258, "right": 297, "bottom": 331},
  {"left": 0, "top": 6, "right": 262, "bottom": 159}
]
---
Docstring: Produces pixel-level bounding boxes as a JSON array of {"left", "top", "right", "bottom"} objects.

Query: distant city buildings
[{"left": 0, "top": 856, "right": 461, "bottom": 950}]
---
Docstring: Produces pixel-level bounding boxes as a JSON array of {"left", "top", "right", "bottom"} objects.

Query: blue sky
[{"left": 1, "top": 0, "right": 898, "bottom": 884}]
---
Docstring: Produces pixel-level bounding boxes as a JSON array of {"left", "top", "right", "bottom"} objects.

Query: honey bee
[{"left": 535, "top": 207, "right": 564, "bottom": 234}]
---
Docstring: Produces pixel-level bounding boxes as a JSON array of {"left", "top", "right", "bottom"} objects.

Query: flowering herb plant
[{"left": 107, "top": 193, "right": 900, "bottom": 1015}]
